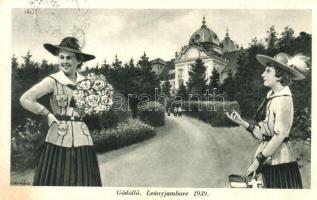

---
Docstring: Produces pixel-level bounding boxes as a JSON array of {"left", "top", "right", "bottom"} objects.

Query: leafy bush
[
  {"left": 11, "top": 118, "right": 156, "bottom": 170},
  {"left": 291, "top": 107, "right": 311, "bottom": 140},
  {"left": 137, "top": 101, "right": 165, "bottom": 127},
  {"left": 11, "top": 118, "right": 47, "bottom": 171},
  {"left": 182, "top": 101, "right": 240, "bottom": 127},
  {"left": 92, "top": 119, "right": 156, "bottom": 153}
]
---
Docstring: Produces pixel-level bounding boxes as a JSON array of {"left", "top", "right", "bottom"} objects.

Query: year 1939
[{"left": 193, "top": 191, "right": 209, "bottom": 196}]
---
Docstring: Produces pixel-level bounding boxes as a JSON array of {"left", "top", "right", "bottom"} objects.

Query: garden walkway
[{"left": 98, "top": 115, "right": 258, "bottom": 187}]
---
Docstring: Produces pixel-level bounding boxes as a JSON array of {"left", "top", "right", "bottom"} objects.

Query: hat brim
[
  {"left": 256, "top": 54, "right": 305, "bottom": 80},
  {"left": 44, "top": 43, "right": 95, "bottom": 62}
]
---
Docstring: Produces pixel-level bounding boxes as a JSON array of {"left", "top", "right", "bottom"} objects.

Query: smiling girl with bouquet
[{"left": 20, "top": 37, "right": 112, "bottom": 186}]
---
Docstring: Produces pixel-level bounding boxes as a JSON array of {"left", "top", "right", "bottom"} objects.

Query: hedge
[
  {"left": 92, "top": 119, "right": 156, "bottom": 153},
  {"left": 137, "top": 101, "right": 165, "bottom": 127},
  {"left": 182, "top": 101, "right": 240, "bottom": 127}
]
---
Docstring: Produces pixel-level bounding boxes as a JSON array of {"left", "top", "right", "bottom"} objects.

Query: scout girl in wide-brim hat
[
  {"left": 44, "top": 37, "right": 95, "bottom": 62},
  {"left": 226, "top": 52, "right": 309, "bottom": 188},
  {"left": 256, "top": 52, "right": 309, "bottom": 80}
]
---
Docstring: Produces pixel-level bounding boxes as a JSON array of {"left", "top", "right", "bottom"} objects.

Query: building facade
[
  {"left": 150, "top": 17, "right": 241, "bottom": 95},
  {"left": 173, "top": 17, "right": 240, "bottom": 93}
]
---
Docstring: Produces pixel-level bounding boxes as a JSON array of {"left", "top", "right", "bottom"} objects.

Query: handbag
[{"left": 229, "top": 174, "right": 264, "bottom": 188}]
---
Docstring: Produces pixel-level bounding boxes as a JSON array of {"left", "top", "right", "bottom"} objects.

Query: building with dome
[
  {"left": 221, "top": 28, "right": 240, "bottom": 53},
  {"left": 170, "top": 17, "right": 241, "bottom": 94},
  {"left": 150, "top": 17, "right": 242, "bottom": 95}
]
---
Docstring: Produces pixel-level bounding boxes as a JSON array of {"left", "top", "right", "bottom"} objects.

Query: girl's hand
[
  {"left": 225, "top": 109, "right": 244, "bottom": 126},
  {"left": 241, "top": 159, "right": 260, "bottom": 177},
  {"left": 48, "top": 113, "right": 60, "bottom": 126}
]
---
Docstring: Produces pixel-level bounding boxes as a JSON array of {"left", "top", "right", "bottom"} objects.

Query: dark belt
[
  {"left": 56, "top": 115, "right": 84, "bottom": 122},
  {"left": 262, "top": 136, "right": 289, "bottom": 142}
]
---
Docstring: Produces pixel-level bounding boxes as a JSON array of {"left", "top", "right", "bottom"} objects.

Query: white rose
[
  {"left": 85, "top": 95, "right": 100, "bottom": 107},
  {"left": 93, "top": 80, "right": 105, "bottom": 91},
  {"left": 78, "top": 80, "right": 92, "bottom": 90}
]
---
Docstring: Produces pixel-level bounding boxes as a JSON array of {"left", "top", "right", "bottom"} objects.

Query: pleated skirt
[
  {"left": 33, "top": 142, "right": 102, "bottom": 186},
  {"left": 259, "top": 162, "right": 303, "bottom": 189}
]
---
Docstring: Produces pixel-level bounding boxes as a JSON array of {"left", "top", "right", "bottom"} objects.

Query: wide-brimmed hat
[
  {"left": 256, "top": 53, "right": 308, "bottom": 80},
  {"left": 44, "top": 37, "right": 95, "bottom": 62}
]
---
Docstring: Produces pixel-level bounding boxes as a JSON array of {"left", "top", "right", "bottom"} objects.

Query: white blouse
[{"left": 251, "top": 86, "right": 297, "bottom": 165}]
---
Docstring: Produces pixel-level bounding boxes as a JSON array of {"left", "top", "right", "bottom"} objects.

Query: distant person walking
[
  {"left": 167, "top": 107, "right": 171, "bottom": 116},
  {"left": 173, "top": 107, "right": 178, "bottom": 116},
  {"left": 177, "top": 107, "right": 182, "bottom": 117}
]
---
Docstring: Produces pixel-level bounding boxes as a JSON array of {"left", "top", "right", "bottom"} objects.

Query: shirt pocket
[
  {"left": 57, "top": 121, "right": 68, "bottom": 136},
  {"left": 80, "top": 123, "right": 90, "bottom": 136},
  {"left": 56, "top": 94, "right": 68, "bottom": 107}
]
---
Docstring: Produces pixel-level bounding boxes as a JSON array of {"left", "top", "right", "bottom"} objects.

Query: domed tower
[
  {"left": 173, "top": 17, "right": 228, "bottom": 93},
  {"left": 221, "top": 28, "right": 239, "bottom": 53},
  {"left": 188, "top": 17, "right": 223, "bottom": 55}
]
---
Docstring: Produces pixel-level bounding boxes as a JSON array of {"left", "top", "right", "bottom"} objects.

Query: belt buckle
[{"left": 70, "top": 116, "right": 75, "bottom": 121}]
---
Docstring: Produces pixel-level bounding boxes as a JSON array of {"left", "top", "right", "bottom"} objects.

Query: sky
[{"left": 12, "top": 9, "right": 311, "bottom": 67}]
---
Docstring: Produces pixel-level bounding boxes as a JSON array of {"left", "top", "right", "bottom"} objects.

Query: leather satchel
[{"left": 229, "top": 174, "right": 264, "bottom": 188}]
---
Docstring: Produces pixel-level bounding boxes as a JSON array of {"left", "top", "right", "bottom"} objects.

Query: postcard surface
[{"left": 0, "top": 0, "right": 316, "bottom": 200}]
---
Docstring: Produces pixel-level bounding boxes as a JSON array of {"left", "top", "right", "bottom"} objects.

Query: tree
[
  {"left": 208, "top": 67, "right": 220, "bottom": 91},
  {"left": 112, "top": 54, "right": 122, "bottom": 69},
  {"left": 161, "top": 81, "right": 172, "bottom": 98},
  {"left": 104, "top": 53, "right": 160, "bottom": 118},
  {"left": 249, "top": 37, "right": 258, "bottom": 46},
  {"left": 186, "top": 58, "right": 207, "bottom": 98},
  {"left": 101, "top": 58, "right": 111, "bottom": 77},
  {"left": 21, "top": 50, "right": 37, "bottom": 69},
  {"left": 138, "top": 52, "right": 151, "bottom": 72},
  {"left": 128, "top": 58, "right": 135, "bottom": 69},
  {"left": 176, "top": 83, "right": 188, "bottom": 100},
  {"left": 12, "top": 54, "right": 19, "bottom": 70},
  {"left": 265, "top": 26, "right": 278, "bottom": 54},
  {"left": 11, "top": 52, "right": 43, "bottom": 129},
  {"left": 277, "top": 26, "right": 295, "bottom": 53},
  {"left": 290, "top": 32, "right": 311, "bottom": 56},
  {"left": 233, "top": 43, "right": 266, "bottom": 118},
  {"left": 221, "top": 69, "right": 236, "bottom": 101}
]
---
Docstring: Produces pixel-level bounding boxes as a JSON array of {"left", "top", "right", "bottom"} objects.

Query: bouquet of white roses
[{"left": 72, "top": 73, "right": 113, "bottom": 115}]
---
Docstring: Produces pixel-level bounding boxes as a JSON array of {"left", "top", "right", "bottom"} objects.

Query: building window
[{"left": 178, "top": 68, "right": 184, "bottom": 79}]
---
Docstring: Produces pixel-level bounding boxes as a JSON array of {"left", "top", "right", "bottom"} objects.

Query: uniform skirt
[
  {"left": 259, "top": 161, "right": 303, "bottom": 189},
  {"left": 33, "top": 142, "right": 102, "bottom": 186}
]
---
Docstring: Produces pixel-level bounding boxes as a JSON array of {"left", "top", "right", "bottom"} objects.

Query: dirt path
[{"left": 98, "top": 115, "right": 258, "bottom": 187}]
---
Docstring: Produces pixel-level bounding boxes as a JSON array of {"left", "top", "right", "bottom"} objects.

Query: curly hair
[{"left": 266, "top": 61, "right": 293, "bottom": 86}]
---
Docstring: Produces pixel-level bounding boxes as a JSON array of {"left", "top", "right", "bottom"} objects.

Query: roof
[
  {"left": 220, "top": 30, "right": 239, "bottom": 53},
  {"left": 150, "top": 58, "right": 167, "bottom": 66},
  {"left": 175, "top": 44, "right": 226, "bottom": 63},
  {"left": 221, "top": 37, "right": 239, "bottom": 53},
  {"left": 189, "top": 17, "right": 220, "bottom": 46}
]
